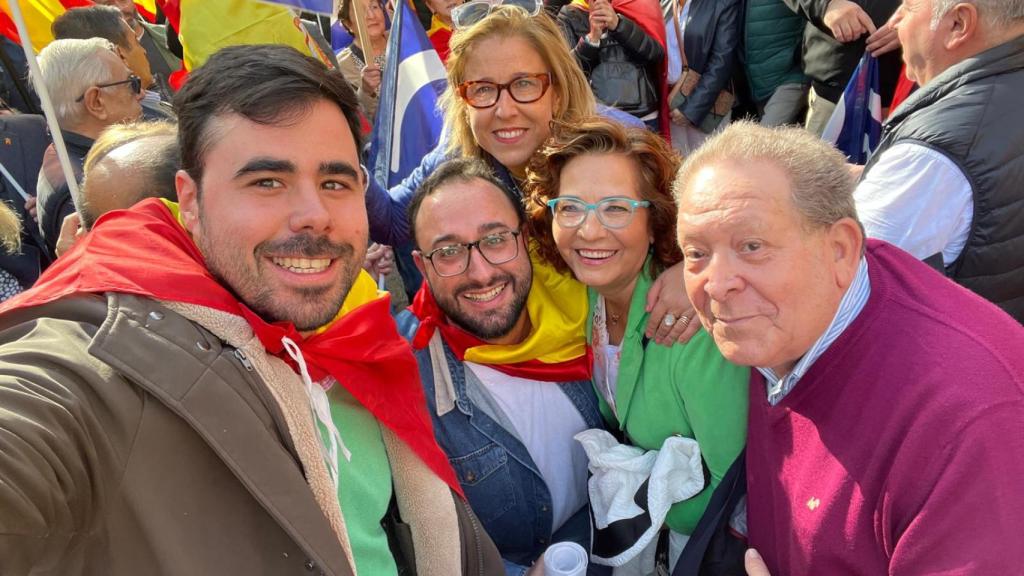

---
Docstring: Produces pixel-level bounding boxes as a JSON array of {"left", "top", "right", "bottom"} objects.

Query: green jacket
[
  {"left": 587, "top": 266, "right": 749, "bottom": 534},
  {"left": 743, "top": 0, "right": 806, "bottom": 103}
]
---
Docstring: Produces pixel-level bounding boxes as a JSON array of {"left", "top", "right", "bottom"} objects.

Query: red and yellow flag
[{"left": 0, "top": 0, "right": 93, "bottom": 51}]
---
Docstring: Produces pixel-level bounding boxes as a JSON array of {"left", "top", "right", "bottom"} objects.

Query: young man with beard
[
  {"left": 397, "top": 158, "right": 604, "bottom": 576},
  {"left": 0, "top": 45, "right": 501, "bottom": 576}
]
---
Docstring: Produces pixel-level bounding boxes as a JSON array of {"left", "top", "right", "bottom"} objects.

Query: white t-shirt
[
  {"left": 855, "top": 142, "right": 973, "bottom": 266},
  {"left": 464, "top": 362, "right": 590, "bottom": 533}
]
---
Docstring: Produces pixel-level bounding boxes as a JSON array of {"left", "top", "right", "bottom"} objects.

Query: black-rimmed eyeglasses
[
  {"left": 458, "top": 73, "right": 551, "bottom": 109},
  {"left": 75, "top": 74, "right": 142, "bottom": 103},
  {"left": 420, "top": 229, "right": 522, "bottom": 277}
]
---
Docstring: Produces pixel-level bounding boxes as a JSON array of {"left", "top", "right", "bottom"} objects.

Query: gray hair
[
  {"left": 931, "top": 0, "right": 1024, "bottom": 28},
  {"left": 673, "top": 121, "right": 858, "bottom": 230},
  {"left": 35, "top": 38, "right": 118, "bottom": 126}
]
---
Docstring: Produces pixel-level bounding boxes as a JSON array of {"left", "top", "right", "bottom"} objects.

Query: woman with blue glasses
[{"left": 526, "top": 116, "right": 749, "bottom": 573}]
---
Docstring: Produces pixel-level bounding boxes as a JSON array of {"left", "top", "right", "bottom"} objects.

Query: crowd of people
[{"left": 0, "top": 0, "right": 1022, "bottom": 575}]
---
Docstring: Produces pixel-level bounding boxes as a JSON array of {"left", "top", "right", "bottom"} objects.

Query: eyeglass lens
[
  {"left": 551, "top": 197, "right": 646, "bottom": 229},
  {"left": 461, "top": 75, "right": 548, "bottom": 108},
  {"left": 429, "top": 231, "right": 520, "bottom": 276}
]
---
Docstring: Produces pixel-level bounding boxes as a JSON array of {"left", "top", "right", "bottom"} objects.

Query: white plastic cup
[{"left": 543, "top": 541, "right": 588, "bottom": 576}]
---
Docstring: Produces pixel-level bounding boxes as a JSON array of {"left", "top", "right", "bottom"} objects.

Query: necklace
[{"left": 608, "top": 310, "right": 622, "bottom": 326}]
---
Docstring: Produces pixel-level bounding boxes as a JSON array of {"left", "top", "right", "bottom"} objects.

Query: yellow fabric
[
  {"left": 463, "top": 244, "right": 588, "bottom": 365},
  {"left": 161, "top": 199, "right": 383, "bottom": 334},
  {"left": 133, "top": 0, "right": 157, "bottom": 17},
  {"left": 178, "top": 0, "right": 313, "bottom": 70},
  {"left": 0, "top": 0, "right": 66, "bottom": 51},
  {"left": 426, "top": 14, "right": 450, "bottom": 36},
  {"left": 570, "top": 0, "right": 590, "bottom": 10}
]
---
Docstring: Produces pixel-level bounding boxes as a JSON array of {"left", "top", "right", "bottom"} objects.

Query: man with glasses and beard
[
  {"left": 397, "top": 158, "right": 603, "bottom": 575},
  {"left": 0, "top": 45, "right": 501, "bottom": 576}
]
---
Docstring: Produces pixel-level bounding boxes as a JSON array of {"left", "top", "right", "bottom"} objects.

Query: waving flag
[
  {"left": 822, "top": 53, "right": 882, "bottom": 165},
  {"left": 366, "top": 0, "right": 445, "bottom": 189},
  {"left": 258, "top": 0, "right": 334, "bottom": 14},
  {"left": 0, "top": 0, "right": 94, "bottom": 51}
]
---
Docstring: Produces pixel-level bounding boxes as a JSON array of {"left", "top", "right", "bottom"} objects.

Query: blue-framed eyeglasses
[{"left": 547, "top": 196, "right": 651, "bottom": 229}]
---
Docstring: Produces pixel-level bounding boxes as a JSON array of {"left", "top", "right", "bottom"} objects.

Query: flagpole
[
  {"left": 7, "top": 0, "right": 82, "bottom": 207},
  {"left": 350, "top": 0, "right": 374, "bottom": 62}
]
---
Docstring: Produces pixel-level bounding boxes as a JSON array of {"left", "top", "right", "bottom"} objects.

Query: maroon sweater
[{"left": 747, "top": 241, "right": 1024, "bottom": 575}]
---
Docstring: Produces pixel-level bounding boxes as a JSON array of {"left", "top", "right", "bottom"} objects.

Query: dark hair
[
  {"left": 172, "top": 44, "right": 362, "bottom": 182},
  {"left": 525, "top": 117, "right": 683, "bottom": 278},
  {"left": 52, "top": 5, "right": 132, "bottom": 50},
  {"left": 408, "top": 157, "right": 526, "bottom": 250}
]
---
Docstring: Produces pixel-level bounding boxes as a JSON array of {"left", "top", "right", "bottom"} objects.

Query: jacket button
[
  {"left": 304, "top": 560, "right": 316, "bottom": 571},
  {"left": 466, "top": 472, "right": 476, "bottom": 482}
]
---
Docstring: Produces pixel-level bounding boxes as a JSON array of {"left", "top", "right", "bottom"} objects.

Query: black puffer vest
[{"left": 863, "top": 36, "right": 1024, "bottom": 323}]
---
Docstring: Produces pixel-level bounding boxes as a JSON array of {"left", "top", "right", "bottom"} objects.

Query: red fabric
[
  {"left": 408, "top": 282, "right": 592, "bottom": 382},
  {"left": 612, "top": 0, "right": 669, "bottom": 139},
  {"left": 0, "top": 11, "right": 18, "bottom": 44},
  {"left": 428, "top": 27, "right": 451, "bottom": 64},
  {"left": 887, "top": 66, "right": 916, "bottom": 118},
  {"left": 168, "top": 67, "right": 188, "bottom": 90},
  {"left": 134, "top": 2, "right": 157, "bottom": 23},
  {"left": 157, "top": 0, "right": 180, "bottom": 32},
  {"left": 60, "top": 0, "right": 95, "bottom": 8},
  {"left": 0, "top": 199, "right": 463, "bottom": 496}
]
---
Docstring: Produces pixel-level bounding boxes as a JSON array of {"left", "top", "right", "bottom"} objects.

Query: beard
[
  {"left": 198, "top": 222, "right": 363, "bottom": 332},
  {"left": 430, "top": 269, "right": 532, "bottom": 341}
]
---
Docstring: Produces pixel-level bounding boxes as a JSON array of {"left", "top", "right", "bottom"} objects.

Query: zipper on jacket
[
  {"left": 233, "top": 349, "right": 254, "bottom": 372},
  {"left": 459, "top": 496, "right": 484, "bottom": 576}
]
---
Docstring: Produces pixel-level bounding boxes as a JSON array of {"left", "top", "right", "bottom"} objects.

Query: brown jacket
[{"left": 0, "top": 293, "right": 503, "bottom": 576}]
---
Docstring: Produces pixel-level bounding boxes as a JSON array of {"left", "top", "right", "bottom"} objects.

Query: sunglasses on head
[
  {"left": 451, "top": 0, "right": 543, "bottom": 29},
  {"left": 75, "top": 74, "right": 143, "bottom": 103}
]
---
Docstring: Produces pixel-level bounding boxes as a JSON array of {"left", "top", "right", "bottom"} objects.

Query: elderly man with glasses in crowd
[{"left": 33, "top": 37, "right": 144, "bottom": 262}]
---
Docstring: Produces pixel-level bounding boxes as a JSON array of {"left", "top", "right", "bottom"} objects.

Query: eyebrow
[
  {"left": 233, "top": 158, "right": 360, "bottom": 179},
  {"left": 430, "top": 221, "right": 514, "bottom": 249}
]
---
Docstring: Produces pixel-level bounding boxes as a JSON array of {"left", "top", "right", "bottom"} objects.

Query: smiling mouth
[
  {"left": 270, "top": 256, "right": 333, "bottom": 274},
  {"left": 576, "top": 249, "right": 617, "bottom": 260},
  {"left": 494, "top": 129, "right": 526, "bottom": 140},
  {"left": 461, "top": 282, "right": 507, "bottom": 302}
]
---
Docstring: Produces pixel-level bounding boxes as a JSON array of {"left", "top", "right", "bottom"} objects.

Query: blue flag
[
  {"left": 822, "top": 53, "right": 882, "bottom": 165},
  {"left": 367, "top": 0, "right": 446, "bottom": 188},
  {"left": 258, "top": 0, "right": 335, "bottom": 14}
]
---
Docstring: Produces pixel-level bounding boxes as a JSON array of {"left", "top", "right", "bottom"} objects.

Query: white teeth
[
  {"left": 495, "top": 129, "right": 525, "bottom": 139},
  {"left": 463, "top": 283, "right": 506, "bottom": 302},
  {"left": 271, "top": 257, "right": 331, "bottom": 273},
  {"left": 578, "top": 249, "right": 616, "bottom": 259}
]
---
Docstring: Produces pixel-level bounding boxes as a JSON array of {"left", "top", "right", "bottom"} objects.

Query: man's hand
[
  {"left": 588, "top": 0, "right": 618, "bottom": 40},
  {"left": 363, "top": 243, "right": 395, "bottom": 277},
  {"left": 823, "top": 0, "right": 876, "bottom": 43},
  {"left": 645, "top": 261, "right": 700, "bottom": 345},
  {"left": 865, "top": 14, "right": 900, "bottom": 56},
  {"left": 746, "top": 549, "right": 772, "bottom": 576},
  {"left": 55, "top": 212, "right": 82, "bottom": 258},
  {"left": 24, "top": 196, "right": 37, "bottom": 222}
]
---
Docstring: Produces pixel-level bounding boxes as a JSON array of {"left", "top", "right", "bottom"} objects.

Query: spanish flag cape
[
  {"left": 409, "top": 247, "right": 592, "bottom": 382},
  {"left": 569, "top": 0, "right": 670, "bottom": 140},
  {"left": 0, "top": 198, "right": 462, "bottom": 496}
]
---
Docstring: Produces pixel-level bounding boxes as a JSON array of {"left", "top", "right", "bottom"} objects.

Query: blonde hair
[
  {"left": 440, "top": 7, "right": 596, "bottom": 159},
  {"left": 0, "top": 201, "right": 22, "bottom": 255}
]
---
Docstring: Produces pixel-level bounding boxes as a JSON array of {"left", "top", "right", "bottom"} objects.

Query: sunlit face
[
  {"left": 96, "top": 49, "right": 143, "bottom": 124},
  {"left": 177, "top": 100, "right": 368, "bottom": 332},
  {"left": 118, "top": 20, "right": 153, "bottom": 89},
  {"left": 677, "top": 160, "right": 851, "bottom": 375},
  {"left": 462, "top": 35, "right": 559, "bottom": 178},
  {"left": 552, "top": 153, "right": 652, "bottom": 303},
  {"left": 347, "top": 0, "right": 388, "bottom": 40},
  {"left": 894, "top": 0, "right": 945, "bottom": 85},
  {"left": 413, "top": 178, "right": 532, "bottom": 344}
]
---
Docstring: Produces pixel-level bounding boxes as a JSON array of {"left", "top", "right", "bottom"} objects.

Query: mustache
[
  {"left": 454, "top": 274, "right": 515, "bottom": 298},
  {"left": 257, "top": 234, "right": 355, "bottom": 259}
]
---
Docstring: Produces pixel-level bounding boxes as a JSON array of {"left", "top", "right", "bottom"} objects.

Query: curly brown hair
[{"left": 524, "top": 117, "right": 683, "bottom": 279}]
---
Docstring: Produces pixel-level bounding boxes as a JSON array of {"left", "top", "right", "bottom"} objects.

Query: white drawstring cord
[{"left": 281, "top": 336, "right": 352, "bottom": 492}]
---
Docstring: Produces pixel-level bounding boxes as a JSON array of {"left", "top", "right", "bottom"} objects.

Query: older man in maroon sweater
[{"left": 674, "top": 121, "right": 1024, "bottom": 575}]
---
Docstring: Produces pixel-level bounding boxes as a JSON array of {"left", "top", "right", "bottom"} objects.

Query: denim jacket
[{"left": 395, "top": 311, "right": 605, "bottom": 575}]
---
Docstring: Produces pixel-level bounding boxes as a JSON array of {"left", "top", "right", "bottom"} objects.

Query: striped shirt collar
[{"left": 757, "top": 256, "right": 871, "bottom": 405}]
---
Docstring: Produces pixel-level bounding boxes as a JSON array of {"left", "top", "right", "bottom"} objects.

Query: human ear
[
  {"left": 175, "top": 169, "right": 201, "bottom": 235},
  {"left": 827, "top": 217, "right": 864, "bottom": 289},
  {"left": 412, "top": 250, "right": 427, "bottom": 277},
  {"left": 945, "top": 2, "right": 979, "bottom": 50},
  {"left": 82, "top": 87, "right": 107, "bottom": 120}
]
